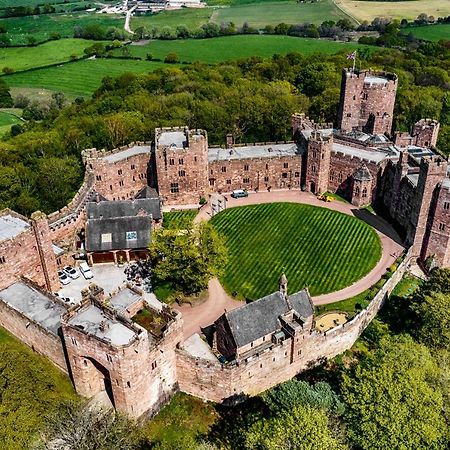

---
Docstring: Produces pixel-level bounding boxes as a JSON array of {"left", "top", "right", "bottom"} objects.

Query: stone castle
[{"left": 0, "top": 67, "right": 447, "bottom": 417}]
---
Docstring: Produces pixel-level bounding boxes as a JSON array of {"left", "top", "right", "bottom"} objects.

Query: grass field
[
  {"left": 0, "top": 110, "right": 21, "bottom": 135},
  {"left": 336, "top": 0, "right": 450, "bottom": 23},
  {"left": 212, "top": 0, "right": 350, "bottom": 28},
  {"left": 132, "top": 0, "right": 352, "bottom": 32},
  {"left": 143, "top": 392, "right": 217, "bottom": 447},
  {"left": 132, "top": 8, "right": 213, "bottom": 31},
  {"left": 0, "top": 38, "right": 102, "bottom": 72},
  {"left": 211, "top": 203, "right": 381, "bottom": 299},
  {"left": 3, "top": 35, "right": 362, "bottom": 97},
  {"left": 163, "top": 209, "right": 198, "bottom": 229},
  {"left": 3, "top": 58, "right": 166, "bottom": 98},
  {"left": 127, "top": 35, "right": 362, "bottom": 63},
  {"left": 407, "top": 23, "right": 450, "bottom": 41},
  {"left": 2, "top": 11, "right": 125, "bottom": 45}
]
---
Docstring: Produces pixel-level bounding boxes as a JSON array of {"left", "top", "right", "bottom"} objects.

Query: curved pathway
[{"left": 176, "top": 189, "right": 404, "bottom": 339}]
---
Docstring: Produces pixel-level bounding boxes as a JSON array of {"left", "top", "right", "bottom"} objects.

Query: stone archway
[
  {"left": 82, "top": 356, "right": 115, "bottom": 408},
  {"left": 310, "top": 182, "right": 316, "bottom": 194}
]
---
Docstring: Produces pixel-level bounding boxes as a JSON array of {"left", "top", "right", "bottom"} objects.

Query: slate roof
[
  {"left": 0, "top": 214, "right": 29, "bottom": 242},
  {"left": 222, "top": 290, "right": 313, "bottom": 348},
  {"left": 352, "top": 164, "right": 372, "bottom": 182},
  {"left": 86, "top": 197, "right": 162, "bottom": 221},
  {"left": 86, "top": 215, "right": 152, "bottom": 252}
]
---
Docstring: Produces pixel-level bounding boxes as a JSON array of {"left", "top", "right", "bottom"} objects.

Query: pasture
[
  {"left": 0, "top": 38, "right": 101, "bottom": 72},
  {"left": 211, "top": 202, "right": 381, "bottom": 299},
  {"left": 0, "top": 110, "right": 21, "bottom": 135},
  {"left": 3, "top": 35, "right": 362, "bottom": 97},
  {"left": 131, "top": 0, "right": 352, "bottom": 32},
  {"left": 3, "top": 58, "right": 166, "bottom": 98},
  {"left": 2, "top": 11, "right": 125, "bottom": 45},
  {"left": 407, "top": 23, "right": 450, "bottom": 41},
  {"left": 127, "top": 35, "right": 362, "bottom": 63},
  {"left": 212, "top": 0, "right": 351, "bottom": 28},
  {"left": 336, "top": 0, "right": 450, "bottom": 23}
]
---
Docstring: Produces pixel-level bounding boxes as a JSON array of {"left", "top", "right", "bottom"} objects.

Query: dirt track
[{"left": 175, "top": 189, "right": 404, "bottom": 339}]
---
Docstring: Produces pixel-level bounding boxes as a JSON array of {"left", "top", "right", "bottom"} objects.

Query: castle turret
[
  {"left": 305, "top": 131, "right": 332, "bottom": 195},
  {"left": 351, "top": 165, "right": 373, "bottom": 207},
  {"left": 338, "top": 69, "right": 398, "bottom": 136},
  {"left": 409, "top": 156, "right": 448, "bottom": 258},
  {"left": 412, "top": 119, "right": 440, "bottom": 149}
]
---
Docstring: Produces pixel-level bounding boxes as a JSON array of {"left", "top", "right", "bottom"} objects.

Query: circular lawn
[{"left": 210, "top": 202, "right": 381, "bottom": 300}]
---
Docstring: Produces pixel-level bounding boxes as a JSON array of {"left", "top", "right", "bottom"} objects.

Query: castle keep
[{"left": 0, "top": 67, "right": 448, "bottom": 417}]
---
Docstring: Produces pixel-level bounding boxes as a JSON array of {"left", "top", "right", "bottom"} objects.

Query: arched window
[
  {"left": 355, "top": 186, "right": 360, "bottom": 196},
  {"left": 362, "top": 187, "right": 368, "bottom": 198}
]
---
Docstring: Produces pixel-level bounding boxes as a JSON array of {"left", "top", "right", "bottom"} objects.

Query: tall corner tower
[
  {"left": 305, "top": 131, "right": 332, "bottom": 195},
  {"left": 154, "top": 127, "right": 209, "bottom": 206},
  {"left": 338, "top": 69, "right": 398, "bottom": 136}
]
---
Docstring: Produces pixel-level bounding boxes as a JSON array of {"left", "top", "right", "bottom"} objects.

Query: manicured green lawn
[
  {"left": 142, "top": 392, "right": 217, "bottom": 447},
  {"left": 213, "top": 0, "right": 351, "bottom": 27},
  {"left": 2, "top": 12, "right": 125, "bottom": 45},
  {"left": 406, "top": 24, "right": 450, "bottom": 42},
  {"left": 316, "top": 288, "right": 372, "bottom": 317},
  {"left": 126, "top": 35, "right": 362, "bottom": 63},
  {"left": 211, "top": 202, "right": 381, "bottom": 299},
  {"left": 0, "top": 110, "right": 21, "bottom": 135},
  {"left": 3, "top": 58, "right": 167, "bottom": 98},
  {"left": 0, "top": 38, "right": 102, "bottom": 72},
  {"left": 163, "top": 209, "right": 198, "bottom": 229}
]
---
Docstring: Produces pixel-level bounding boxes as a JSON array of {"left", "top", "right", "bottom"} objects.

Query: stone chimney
[
  {"left": 226, "top": 134, "right": 234, "bottom": 149},
  {"left": 279, "top": 272, "right": 288, "bottom": 299}
]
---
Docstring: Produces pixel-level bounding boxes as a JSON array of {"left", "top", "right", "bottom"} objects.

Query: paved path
[
  {"left": 124, "top": 3, "right": 136, "bottom": 34},
  {"left": 195, "top": 189, "right": 404, "bottom": 307},
  {"left": 174, "top": 278, "right": 242, "bottom": 340}
]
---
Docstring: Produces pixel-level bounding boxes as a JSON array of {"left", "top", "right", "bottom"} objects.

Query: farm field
[
  {"left": 163, "top": 209, "right": 198, "bottom": 229},
  {"left": 407, "top": 23, "right": 450, "bottom": 41},
  {"left": 211, "top": 202, "right": 381, "bottom": 300},
  {"left": 132, "top": 8, "right": 213, "bottom": 31},
  {"left": 131, "top": 0, "right": 352, "bottom": 32},
  {"left": 126, "top": 35, "right": 362, "bottom": 63},
  {"left": 2, "top": 58, "right": 166, "bottom": 98},
  {"left": 0, "top": 110, "right": 21, "bottom": 135},
  {"left": 0, "top": 38, "right": 102, "bottom": 72},
  {"left": 212, "top": 0, "right": 351, "bottom": 28},
  {"left": 336, "top": 0, "right": 450, "bottom": 23},
  {"left": 2, "top": 11, "right": 125, "bottom": 45},
  {"left": 3, "top": 35, "right": 363, "bottom": 97}
]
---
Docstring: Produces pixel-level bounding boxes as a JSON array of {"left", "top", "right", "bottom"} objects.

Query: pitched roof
[
  {"left": 352, "top": 164, "right": 372, "bottom": 182},
  {"left": 86, "top": 197, "right": 161, "bottom": 221},
  {"left": 222, "top": 290, "right": 313, "bottom": 348}
]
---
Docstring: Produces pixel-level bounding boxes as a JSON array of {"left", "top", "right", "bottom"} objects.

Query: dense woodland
[{"left": 0, "top": 40, "right": 449, "bottom": 216}]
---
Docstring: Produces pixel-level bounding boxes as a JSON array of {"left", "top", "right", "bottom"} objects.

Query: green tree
[
  {"left": 0, "top": 79, "right": 13, "bottom": 107},
  {"left": 244, "top": 404, "right": 347, "bottom": 450},
  {"left": 341, "top": 336, "right": 448, "bottom": 450},
  {"left": 149, "top": 222, "right": 228, "bottom": 295}
]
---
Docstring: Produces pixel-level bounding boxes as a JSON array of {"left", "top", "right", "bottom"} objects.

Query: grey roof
[
  {"left": 86, "top": 216, "right": 152, "bottom": 252},
  {"left": 86, "top": 197, "right": 161, "bottom": 221},
  {"left": 135, "top": 186, "right": 159, "bottom": 201},
  {"left": 208, "top": 143, "right": 300, "bottom": 163},
  {"left": 0, "top": 214, "right": 29, "bottom": 242},
  {"left": 442, "top": 178, "right": 450, "bottom": 189},
  {"left": 364, "top": 75, "right": 388, "bottom": 85},
  {"left": 300, "top": 129, "right": 334, "bottom": 141},
  {"left": 353, "top": 165, "right": 372, "bottom": 182},
  {"left": 407, "top": 173, "right": 419, "bottom": 187},
  {"left": 68, "top": 304, "right": 136, "bottom": 346},
  {"left": 0, "top": 282, "right": 66, "bottom": 335},
  {"left": 157, "top": 131, "right": 187, "bottom": 149},
  {"left": 52, "top": 244, "right": 65, "bottom": 257},
  {"left": 332, "top": 142, "right": 392, "bottom": 163},
  {"left": 223, "top": 290, "right": 313, "bottom": 348},
  {"left": 109, "top": 288, "right": 141, "bottom": 312},
  {"left": 101, "top": 145, "right": 151, "bottom": 163}
]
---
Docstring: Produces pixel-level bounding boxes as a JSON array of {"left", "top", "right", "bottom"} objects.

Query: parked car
[
  {"left": 79, "top": 262, "right": 94, "bottom": 279},
  {"left": 58, "top": 270, "right": 70, "bottom": 285},
  {"left": 63, "top": 266, "right": 80, "bottom": 279},
  {"left": 54, "top": 293, "right": 77, "bottom": 305},
  {"left": 231, "top": 189, "right": 248, "bottom": 199}
]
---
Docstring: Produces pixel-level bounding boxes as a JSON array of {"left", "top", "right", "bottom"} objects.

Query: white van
[{"left": 79, "top": 262, "right": 94, "bottom": 279}]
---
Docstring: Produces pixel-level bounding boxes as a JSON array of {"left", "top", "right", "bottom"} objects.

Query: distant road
[
  {"left": 125, "top": 4, "right": 137, "bottom": 34},
  {"left": 333, "top": 0, "right": 361, "bottom": 26}
]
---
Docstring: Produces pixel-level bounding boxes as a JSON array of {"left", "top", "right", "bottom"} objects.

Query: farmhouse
[{"left": 0, "top": 66, "right": 447, "bottom": 418}]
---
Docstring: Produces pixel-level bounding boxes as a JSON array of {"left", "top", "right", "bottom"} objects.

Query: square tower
[
  {"left": 338, "top": 69, "right": 398, "bottom": 136},
  {"left": 154, "top": 127, "right": 209, "bottom": 206}
]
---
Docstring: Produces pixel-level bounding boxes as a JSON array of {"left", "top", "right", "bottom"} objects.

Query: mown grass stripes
[{"left": 211, "top": 202, "right": 381, "bottom": 299}]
